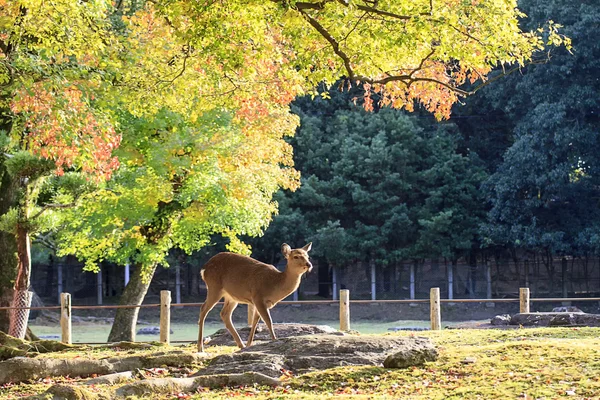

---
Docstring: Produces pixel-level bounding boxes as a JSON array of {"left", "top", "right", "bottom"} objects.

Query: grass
[{"left": 3, "top": 327, "right": 600, "bottom": 399}]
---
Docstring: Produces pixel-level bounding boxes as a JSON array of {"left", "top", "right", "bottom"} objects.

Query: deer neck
[{"left": 274, "top": 264, "right": 302, "bottom": 298}]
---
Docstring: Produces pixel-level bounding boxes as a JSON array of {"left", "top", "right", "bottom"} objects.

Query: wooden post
[
  {"left": 519, "top": 287, "right": 530, "bottom": 313},
  {"left": 160, "top": 290, "right": 171, "bottom": 344},
  {"left": 430, "top": 287, "right": 441, "bottom": 331},
  {"left": 124, "top": 263, "right": 130, "bottom": 285},
  {"left": 447, "top": 261, "right": 454, "bottom": 300},
  {"left": 57, "top": 263, "right": 63, "bottom": 304},
  {"left": 486, "top": 262, "right": 492, "bottom": 299},
  {"left": 409, "top": 263, "right": 415, "bottom": 300},
  {"left": 60, "top": 292, "right": 72, "bottom": 345},
  {"left": 247, "top": 304, "right": 255, "bottom": 326},
  {"left": 96, "top": 268, "right": 103, "bottom": 305},
  {"left": 561, "top": 258, "right": 568, "bottom": 299},
  {"left": 175, "top": 264, "right": 182, "bottom": 306},
  {"left": 339, "top": 289, "right": 350, "bottom": 331},
  {"left": 370, "top": 261, "right": 376, "bottom": 301},
  {"left": 332, "top": 266, "right": 338, "bottom": 301}
]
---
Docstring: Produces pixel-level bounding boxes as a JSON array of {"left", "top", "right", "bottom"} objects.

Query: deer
[{"left": 197, "top": 242, "right": 313, "bottom": 352}]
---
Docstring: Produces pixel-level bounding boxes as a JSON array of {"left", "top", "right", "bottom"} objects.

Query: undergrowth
[{"left": 1, "top": 327, "right": 598, "bottom": 399}]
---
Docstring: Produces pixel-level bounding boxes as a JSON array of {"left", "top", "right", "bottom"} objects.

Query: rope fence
[{"left": 2, "top": 287, "right": 600, "bottom": 345}]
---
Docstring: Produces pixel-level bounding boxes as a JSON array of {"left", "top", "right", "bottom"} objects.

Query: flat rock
[
  {"left": 510, "top": 312, "right": 600, "bottom": 327},
  {"left": 195, "top": 334, "right": 436, "bottom": 378},
  {"left": 491, "top": 314, "right": 511, "bottom": 326},
  {"left": 552, "top": 306, "right": 583, "bottom": 313},
  {"left": 205, "top": 323, "right": 341, "bottom": 347}
]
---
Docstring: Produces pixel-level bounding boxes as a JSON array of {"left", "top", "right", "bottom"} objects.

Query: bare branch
[
  {"left": 30, "top": 202, "right": 77, "bottom": 220},
  {"left": 33, "top": 232, "right": 57, "bottom": 251}
]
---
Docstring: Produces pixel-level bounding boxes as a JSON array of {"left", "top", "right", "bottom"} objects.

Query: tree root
[
  {"left": 0, "top": 351, "right": 208, "bottom": 384},
  {"left": 0, "top": 331, "right": 74, "bottom": 361},
  {"left": 115, "top": 372, "right": 281, "bottom": 397}
]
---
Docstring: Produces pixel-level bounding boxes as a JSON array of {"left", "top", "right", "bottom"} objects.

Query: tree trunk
[
  {"left": 0, "top": 160, "right": 18, "bottom": 334},
  {"left": 8, "top": 219, "right": 32, "bottom": 339},
  {"left": 108, "top": 263, "right": 158, "bottom": 343}
]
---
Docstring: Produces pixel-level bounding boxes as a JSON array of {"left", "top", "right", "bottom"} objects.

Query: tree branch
[{"left": 30, "top": 202, "right": 77, "bottom": 221}]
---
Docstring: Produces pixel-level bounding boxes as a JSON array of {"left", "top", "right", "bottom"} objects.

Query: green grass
[{"left": 6, "top": 327, "right": 599, "bottom": 399}]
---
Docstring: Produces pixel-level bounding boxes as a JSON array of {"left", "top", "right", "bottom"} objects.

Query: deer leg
[
  {"left": 246, "top": 307, "right": 261, "bottom": 347},
  {"left": 197, "top": 289, "right": 223, "bottom": 352},
  {"left": 254, "top": 302, "right": 277, "bottom": 341},
  {"left": 220, "top": 298, "right": 244, "bottom": 349}
]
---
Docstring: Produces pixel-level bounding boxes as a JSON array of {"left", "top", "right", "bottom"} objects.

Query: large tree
[
  {"left": 481, "top": 0, "right": 600, "bottom": 262},
  {"left": 0, "top": 0, "right": 121, "bottom": 337}
]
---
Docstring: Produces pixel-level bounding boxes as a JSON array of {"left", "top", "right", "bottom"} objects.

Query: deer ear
[
  {"left": 281, "top": 243, "right": 292, "bottom": 259},
  {"left": 302, "top": 242, "right": 312, "bottom": 252}
]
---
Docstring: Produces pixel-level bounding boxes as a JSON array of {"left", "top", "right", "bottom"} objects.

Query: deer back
[{"left": 201, "top": 252, "right": 284, "bottom": 301}]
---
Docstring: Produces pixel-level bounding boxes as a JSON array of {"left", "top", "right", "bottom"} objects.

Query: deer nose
[{"left": 306, "top": 262, "right": 313, "bottom": 272}]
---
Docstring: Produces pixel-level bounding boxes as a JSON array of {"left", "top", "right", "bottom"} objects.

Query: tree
[
  {"left": 0, "top": 0, "right": 568, "bottom": 336},
  {"left": 0, "top": 0, "right": 121, "bottom": 338},
  {"left": 251, "top": 87, "right": 486, "bottom": 297}
]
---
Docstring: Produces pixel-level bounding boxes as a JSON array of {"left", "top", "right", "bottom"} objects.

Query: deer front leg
[
  {"left": 221, "top": 299, "right": 244, "bottom": 349},
  {"left": 254, "top": 301, "right": 276, "bottom": 341},
  {"left": 246, "top": 307, "right": 261, "bottom": 347}
]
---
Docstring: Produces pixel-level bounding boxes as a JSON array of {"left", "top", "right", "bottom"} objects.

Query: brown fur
[{"left": 197, "top": 243, "right": 312, "bottom": 352}]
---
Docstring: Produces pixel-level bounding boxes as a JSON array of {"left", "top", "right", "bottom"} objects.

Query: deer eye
[{"left": 293, "top": 255, "right": 300, "bottom": 259}]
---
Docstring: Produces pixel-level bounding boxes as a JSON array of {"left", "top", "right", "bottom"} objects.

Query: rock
[
  {"left": 84, "top": 371, "right": 134, "bottom": 386},
  {"left": 25, "top": 384, "right": 107, "bottom": 400},
  {"left": 387, "top": 327, "right": 429, "bottom": 332},
  {"left": 205, "top": 323, "right": 340, "bottom": 347},
  {"left": 136, "top": 326, "right": 173, "bottom": 335},
  {"left": 382, "top": 342, "right": 438, "bottom": 369},
  {"left": 491, "top": 314, "right": 511, "bottom": 326},
  {"left": 460, "top": 357, "right": 477, "bottom": 364},
  {"left": 510, "top": 313, "right": 554, "bottom": 327},
  {"left": 195, "top": 334, "right": 436, "bottom": 378},
  {"left": 552, "top": 306, "right": 583, "bottom": 313},
  {"left": 38, "top": 335, "right": 61, "bottom": 340},
  {"left": 549, "top": 313, "right": 578, "bottom": 326},
  {"left": 511, "top": 312, "right": 600, "bottom": 327},
  {"left": 115, "top": 372, "right": 280, "bottom": 397},
  {"left": 0, "top": 351, "right": 209, "bottom": 385}
]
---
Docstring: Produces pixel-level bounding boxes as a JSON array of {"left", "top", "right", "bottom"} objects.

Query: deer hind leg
[
  {"left": 220, "top": 297, "right": 244, "bottom": 349},
  {"left": 246, "top": 307, "right": 261, "bottom": 347},
  {"left": 254, "top": 301, "right": 276, "bottom": 341},
  {"left": 197, "top": 288, "right": 223, "bottom": 352}
]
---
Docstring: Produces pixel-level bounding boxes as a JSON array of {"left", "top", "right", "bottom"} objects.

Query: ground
[{"left": 1, "top": 327, "right": 599, "bottom": 399}]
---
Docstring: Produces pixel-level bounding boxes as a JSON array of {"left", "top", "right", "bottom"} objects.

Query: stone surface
[
  {"left": 383, "top": 342, "right": 438, "bottom": 369},
  {"left": 195, "top": 334, "right": 437, "bottom": 378},
  {"left": 0, "top": 351, "right": 208, "bottom": 385},
  {"left": 552, "top": 306, "right": 583, "bottom": 313},
  {"left": 137, "top": 326, "right": 173, "bottom": 335},
  {"left": 491, "top": 314, "right": 512, "bottom": 326},
  {"left": 387, "top": 327, "right": 429, "bottom": 332},
  {"left": 510, "top": 312, "right": 600, "bottom": 327},
  {"left": 204, "top": 323, "right": 341, "bottom": 347}
]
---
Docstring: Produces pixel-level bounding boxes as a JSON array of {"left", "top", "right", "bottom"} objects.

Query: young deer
[{"left": 197, "top": 243, "right": 313, "bottom": 352}]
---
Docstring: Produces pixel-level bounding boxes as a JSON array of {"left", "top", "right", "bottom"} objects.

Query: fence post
[
  {"left": 60, "top": 292, "right": 72, "bottom": 345},
  {"left": 519, "top": 287, "right": 530, "bottom": 313},
  {"left": 160, "top": 290, "right": 171, "bottom": 344},
  {"left": 430, "top": 287, "right": 441, "bottom": 331},
  {"left": 247, "top": 304, "right": 255, "bottom": 326},
  {"left": 339, "top": 289, "right": 350, "bottom": 331}
]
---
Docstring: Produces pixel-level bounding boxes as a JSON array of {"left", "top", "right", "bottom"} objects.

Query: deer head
[{"left": 281, "top": 242, "right": 313, "bottom": 274}]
